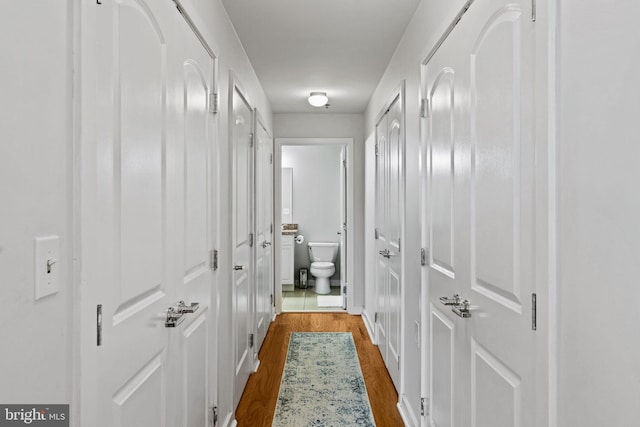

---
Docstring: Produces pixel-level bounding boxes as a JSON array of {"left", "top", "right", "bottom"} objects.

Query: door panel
[
  {"left": 89, "top": 1, "right": 215, "bottom": 426},
  {"left": 254, "top": 119, "right": 273, "bottom": 351},
  {"left": 232, "top": 85, "right": 254, "bottom": 408},
  {"left": 430, "top": 307, "right": 454, "bottom": 427},
  {"left": 423, "top": 0, "right": 538, "bottom": 426},
  {"left": 374, "top": 92, "right": 403, "bottom": 392}
]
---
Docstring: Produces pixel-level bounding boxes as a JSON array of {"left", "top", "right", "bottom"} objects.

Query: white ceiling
[{"left": 221, "top": 0, "right": 421, "bottom": 113}]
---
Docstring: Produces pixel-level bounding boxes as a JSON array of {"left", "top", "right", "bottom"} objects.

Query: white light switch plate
[{"left": 35, "top": 236, "right": 60, "bottom": 300}]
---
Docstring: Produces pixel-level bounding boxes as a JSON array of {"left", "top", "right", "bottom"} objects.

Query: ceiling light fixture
[{"left": 308, "top": 92, "right": 328, "bottom": 107}]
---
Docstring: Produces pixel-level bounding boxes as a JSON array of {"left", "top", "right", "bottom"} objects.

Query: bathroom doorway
[{"left": 274, "top": 138, "right": 354, "bottom": 313}]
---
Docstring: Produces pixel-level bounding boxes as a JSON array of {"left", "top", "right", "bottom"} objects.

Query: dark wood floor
[{"left": 235, "top": 312, "right": 404, "bottom": 426}]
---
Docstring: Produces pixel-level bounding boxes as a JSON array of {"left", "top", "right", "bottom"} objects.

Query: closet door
[
  {"left": 254, "top": 116, "right": 273, "bottom": 354},
  {"left": 83, "top": 1, "right": 215, "bottom": 426},
  {"left": 375, "top": 89, "right": 404, "bottom": 392},
  {"left": 423, "top": 0, "right": 542, "bottom": 425},
  {"left": 231, "top": 82, "right": 255, "bottom": 408}
]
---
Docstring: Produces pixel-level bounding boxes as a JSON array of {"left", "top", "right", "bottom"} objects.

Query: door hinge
[
  {"left": 342, "top": 159, "right": 347, "bottom": 168},
  {"left": 209, "top": 92, "right": 219, "bottom": 114},
  {"left": 270, "top": 153, "right": 273, "bottom": 164},
  {"left": 532, "top": 293, "right": 537, "bottom": 331},
  {"left": 342, "top": 285, "right": 347, "bottom": 295},
  {"left": 249, "top": 233, "right": 254, "bottom": 247},
  {"left": 270, "top": 294, "right": 273, "bottom": 306},
  {"left": 532, "top": 0, "right": 537, "bottom": 21},
  {"left": 209, "top": 406, "right": 218, "bottom": 427},
  {"left": 249, "top": 333, "right": 254, "bottom": 348},
  {"left": 249, "top": 133, "right": 254, "bottom": 147},
  {"left": 421, "top": 397, "right": 429, "bottom": 416},
  {"left": 210, "top": 249, "right": 219, "bottom": 271},
  {"left": 398, "top": 238, "right": 401, "bottom": 252},
  {"left": 97, "top": 304, "right": 103, "bottom": 346},
  {"left": 270, "top": 223, "right": 273, "bottom": 234},
  {"left": 374, "top": 228, "right": 379, "bottom": 239},
  {"left": 420, "top": 98, "right": 429, "bottom": 118},
  {"left": 420, "top": 248, "right": 427, "bottom": 266},
  {"left": 375, "top": 144, "right": 379, "bottom": 156},
  {"left": 374, "top": 312, "right": 378, "bottom": 323}
]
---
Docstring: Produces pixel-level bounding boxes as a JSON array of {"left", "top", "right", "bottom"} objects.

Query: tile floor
[{"left": 281, "top": 286, "right": 344, "bottom": 311}]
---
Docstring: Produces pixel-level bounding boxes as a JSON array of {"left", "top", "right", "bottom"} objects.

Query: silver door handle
[
  {"left": 261, "top": 241, "right": 271, "bottom": 248},
  {"left": 165, "top": 306, "right": 185, "bottom": 328},
  {"left": 439, "top": 294, "right": 461, "bottom": 306},
  {"left": 234, "top": 265, "right": 245, "bottom": 271},
  {"left": 452, "top": 300, "right": 471, "bottom": 318},
  {"left": 378, "top": 249, "right": 391, "bottom": 258},
  {"left": 177, "top": 301, "right": 199, "bottom": 314}
]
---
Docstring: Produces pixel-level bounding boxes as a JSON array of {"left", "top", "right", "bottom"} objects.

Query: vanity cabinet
[{"left": 281, "top": 234, "right": 295, "bottom": 291}]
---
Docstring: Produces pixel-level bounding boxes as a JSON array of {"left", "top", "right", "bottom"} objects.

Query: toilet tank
[{"left": 307, "top": 242, "right": 339, "bottom": 262}]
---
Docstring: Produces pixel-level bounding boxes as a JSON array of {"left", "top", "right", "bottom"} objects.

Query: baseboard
[
  {"left": 347, "top": 305, "right": 363, "bottom": 315},
  {"left": 253, "top": 357, "right": 260, "bottom": 373},
  {"left": 222, "top": 412, "right": 235, "bottom": 427},
  {"left": 361, "top": 309, "right": 376, "bottom": 345},
  {"left": 397, "top": 394, "right": 420, "bottom": 427}
]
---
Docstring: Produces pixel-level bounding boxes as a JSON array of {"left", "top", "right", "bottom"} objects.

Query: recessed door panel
[
  {"left": 430, "top": 307, "right": 454, "bottom": 427},
  {"left": 430, "top": 69, "right": 456, "bottom": 276},
  {"left": 471, "top": 8, "right": 523, "bottom": 309},
  {"left": 184, "top": 62, "right": 209, "bottom": 279},
  {"left": 471, "top": 340, "right": 521, "bottom": 427},
  {"left": 112, "top": 355, "right": 165, "bottom": 427},
  {"left": 117, "top": 0, "right": 165, "bottom": 312},
  {"left": 183, "top": 314, "right": 208, "bottom": 427}
]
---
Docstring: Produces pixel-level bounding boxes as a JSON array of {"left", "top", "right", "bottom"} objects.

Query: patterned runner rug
[{"left": 272, "top": 332, "right": 376, "bottom": 426}]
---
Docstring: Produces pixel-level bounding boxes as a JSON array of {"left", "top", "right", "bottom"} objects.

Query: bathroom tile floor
[{"left": 281, "top": 287, "right": 344, "bottom": 311}]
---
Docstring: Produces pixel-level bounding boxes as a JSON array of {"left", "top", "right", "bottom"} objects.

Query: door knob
[
  {"left": 439, "top": 294, "right": 461, "bottom": 306},
  {"left": 452, "top": 300, "right": 471, "bottom": 318},
  {"left": 378, "top": 249, "right": 391, "bottom": 258},
  {"left": 234, "top": 265, "right": 245, "bottom": 271}
]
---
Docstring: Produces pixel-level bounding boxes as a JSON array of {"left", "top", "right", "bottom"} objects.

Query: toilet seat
[{"left": 311, "top": 261, "right": 333, "bottom": 269}]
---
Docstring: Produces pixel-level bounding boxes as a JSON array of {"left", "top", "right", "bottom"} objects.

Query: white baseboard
[
  {"left": 222, "top": 412, "right": 235, "bottom": 427},
  {"left": 398, "top": 394, "right": 420, "bottom": 427},
  {"left": 347, "top": 305, "right": 363, "bottom": 315},
  {"left": 361, "top": 309, "right": 376, "bottom": 345}
]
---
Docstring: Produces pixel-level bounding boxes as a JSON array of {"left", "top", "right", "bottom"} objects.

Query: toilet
[{"left": 307, "top": 242, "right": 339, "bottom": 295}]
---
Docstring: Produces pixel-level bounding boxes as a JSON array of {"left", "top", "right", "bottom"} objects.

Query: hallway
[
  {"left": 235, "top": 313, "right": 404, "bottom": 426},
  {"left": 2, "top": 1, "right": 640, "bottom": 426}
]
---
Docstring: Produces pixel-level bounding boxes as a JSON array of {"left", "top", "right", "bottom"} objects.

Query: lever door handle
[
  {"left": 177, "top": 301, "right": 199, "bottom": 314},
  {"left": 439, "top": 294, "right": 461, "bottom": 306},
  {"left": 234, "top": 265, "right": 245, "bottom": 271},
  {"left": 165, "top": 306, "right": 185, "bottom": 328},
  {"left": 452, "top": 300, "right": 472, "bottom": 318}
]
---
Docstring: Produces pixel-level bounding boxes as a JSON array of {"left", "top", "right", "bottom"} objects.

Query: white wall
[
  {"left": 557, "top": 0, "right": 640, "bottom": 425},
  {"left": 363, "top": 0, "right": 467, "bottom": 422},
  {"left": 281, "top": 145, "right": 343, "bottom": 282},
  {"left": 274, "top": 113, "right": 365, "bottom": 307},
  {"left": 0, "top": 1, "right": 73, "bottom": 403}
]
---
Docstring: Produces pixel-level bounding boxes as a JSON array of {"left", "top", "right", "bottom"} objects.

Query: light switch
[{"left": 35, "top": 236, "right": 59, "bottom": 300}]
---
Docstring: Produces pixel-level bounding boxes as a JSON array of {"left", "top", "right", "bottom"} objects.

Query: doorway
[{"left": 274, "top": 138, "right": 354, "bottom": 313}]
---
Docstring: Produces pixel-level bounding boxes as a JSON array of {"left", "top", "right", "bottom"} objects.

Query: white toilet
[{"left": 307, "top": 242, "right": 339, "bottom": 295}]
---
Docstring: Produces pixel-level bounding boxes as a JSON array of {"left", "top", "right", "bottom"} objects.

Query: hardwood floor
[{"left": 235, "top": 312, "right": 404, "bottom": 426}]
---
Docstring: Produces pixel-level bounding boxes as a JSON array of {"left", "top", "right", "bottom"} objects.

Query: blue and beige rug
[{"left": 272, "top": 332, "right": 376, "bottom": 426}]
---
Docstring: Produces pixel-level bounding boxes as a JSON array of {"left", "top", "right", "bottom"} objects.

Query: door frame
[{"left": 273, "top": 138, "right": 355, "bottom": 314}]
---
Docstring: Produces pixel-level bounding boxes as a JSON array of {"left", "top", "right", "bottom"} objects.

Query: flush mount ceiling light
[{"left": 308, "top": 91, "right": 328, "bottom": 107}]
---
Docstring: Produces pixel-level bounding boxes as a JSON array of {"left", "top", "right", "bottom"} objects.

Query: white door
[
  {"left": 83, "top": 1, "right": 215, "bottom": 426},
  {"left": 339, "top": 146, "right": 347, "bottom": 309},
  {"left": 254, "top": 116, "right": 273, "bottom": 353},
  {"left": 424, "top": 0, "right": 541, "bottom": 425},
  {"left": 375, "top": 92, "right": 403, "bottom": 391},
  {"left": 231, "top": 83, "right": 254, "bottom": 408}
]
